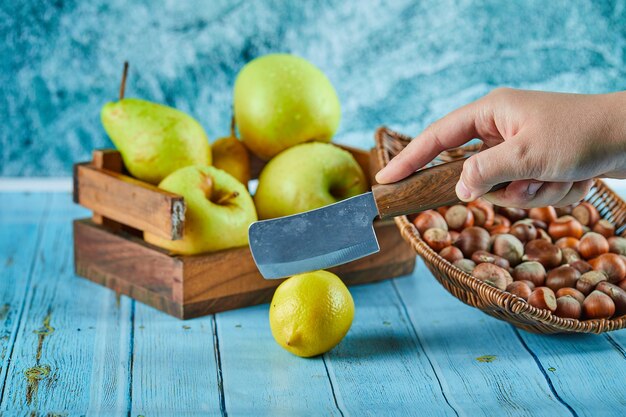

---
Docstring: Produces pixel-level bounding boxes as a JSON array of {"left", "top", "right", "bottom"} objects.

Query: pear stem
[
  {"left": 230, "top": 114, "right": 236, "bottom": 137},
  {"left": 216, "top": 191, "right": 239, "bottom": 205},
  {"left": 119, "top": 61, "right": 129, "bottom": 100}
]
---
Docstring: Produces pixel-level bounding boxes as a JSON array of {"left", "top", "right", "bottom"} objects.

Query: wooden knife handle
[{"left": 371, "top": 159, "right": 508, "bottom": 219}]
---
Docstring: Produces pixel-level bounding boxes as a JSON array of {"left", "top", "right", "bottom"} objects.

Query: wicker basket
[{"left": 375, "top": 127, "right": 626, "bottom": 334}]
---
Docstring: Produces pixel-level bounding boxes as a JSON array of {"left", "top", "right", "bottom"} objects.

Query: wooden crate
[{"left": 73, "top": 146, "right": 416, "bottom": 319}]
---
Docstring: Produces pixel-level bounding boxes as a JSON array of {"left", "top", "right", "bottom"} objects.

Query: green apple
[
  {"left": 101, "top": 98, "right": 211, "bottom": 184},
  {"left": 234, "top": 54, "right": 341, "bottom": 160},
  {"left": 254, "top": 142, "right": 368, "bottom": 219},
  {"left": 144, "top": 165, "right": 257, "bottom": 255}
]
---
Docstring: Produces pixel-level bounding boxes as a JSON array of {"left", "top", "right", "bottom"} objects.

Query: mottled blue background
[{"left": 1, "top": 0, "right": 625, "bottom": 176}]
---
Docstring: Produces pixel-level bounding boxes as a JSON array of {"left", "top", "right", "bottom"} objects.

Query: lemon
[{"left": 269, "top": 270, "right": 354, "bottom": 357}]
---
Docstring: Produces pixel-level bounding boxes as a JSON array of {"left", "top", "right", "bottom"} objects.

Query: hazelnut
[
  {"left": 513, "top": 261, "right": 547, "bottom": 287},
  {"left": 593, "top": 219, "right": 615, "bottom": 238},
  {"left": 445, "top": 205, "right": 474, "bottom": 231},
  {"left": 608, "top": 236, "right": 626, "bottom": 256},
  {"left": 455, "top": 227, "right": 490, "bottom": 258},
  {"left": 492, "top": 214, "right": 511, "bottom": 228},
  {"left": 556, "top": 287, "right": 585, "bottom": 304},
  {"left": 489, "top": 225, "right": 511, "bottom": 235},
  {"left": 555, "top": 237, "right": 580, "bottom": 250},
  {"left": 423, "top": 228, "right": 452, "bottom": 252},
  {"left": 506, "top": 281, "right": 533, "bottom": 300},
  {"left": 545, "top": 266, "right": 581, "bottom": 292},
  {"left": 453, "top": 258, "right": 476, "bottom": 274},
  {"left": 510, "top": 221, "right": 538, "bottom": 244},
  {"left": 548, "top": 216, "right": 584, "bottom": 240},
  {"left": 572, "top": 202, "right": 600, "bottom": 227},
  {"left": 582, "top": 290, "right": 615, "bottom": 319},
  {"left": 575, "top": 270, "right": 607, "bottom": 296},
  {"left": 439, "top": 246, "right": 464, "bottom": 264},
  {"left": 595, "top": 282, "right": 626, "bottom": 316},
  {"left": 523, "top": 239, "right": 562, "bottom": 269},
  {"left": 560, "top": 248, "right": 582, "bottom": 265},
  {"left": 471, "top": 250, "right": 510, "bottom": 269},
  {"left": 589, "top": 253, "right": 626, "bottom": 283},
  {"left": 472, "top": 263, "right": 512, "bottom": 290},
  {"left": 529, "top": 206, "right": 557, "bottom": 224},
  {"left": 413, "top": 210, "right": 448, "bottom": 234},
  {"left": 570, "top": 260, "right": 593, "bottom": 274},
  {"left": 554, "top": 296, "right": 582, "bottom": 320},
  {"left": 578, "top": 232, "right": 609, "bottom": 260},
  {"left": 527, "top": 287, "right": 557, "bottom": 312},
  {"left": 496, "top": 206, "right": 527, "bottom": 222},
  {"left": 468, "top": 199, "right": 495, "bottom": 228},
  {"left": 492, "top": 234, "right": 524, "bottom": 266}
]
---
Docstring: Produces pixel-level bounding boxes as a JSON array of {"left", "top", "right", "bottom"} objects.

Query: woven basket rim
[{"left": 375, "top": 126, "right": 626, "bottom": 334}]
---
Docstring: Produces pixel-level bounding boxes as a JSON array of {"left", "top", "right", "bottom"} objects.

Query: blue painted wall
[{"left": 1, "top": 0, "right": 625, "bottom": 176}]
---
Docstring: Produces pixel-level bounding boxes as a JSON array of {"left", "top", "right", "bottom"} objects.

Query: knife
[{"left": 249, "top": 158, "right": 505, "bottom": 279}]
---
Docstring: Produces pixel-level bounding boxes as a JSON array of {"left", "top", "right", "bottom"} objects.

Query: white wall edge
[{"left": 0, "top": 177, "right": 73, "bottom": 192}]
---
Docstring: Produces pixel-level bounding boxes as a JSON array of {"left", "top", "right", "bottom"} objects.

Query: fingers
[
  {"left": 553, "top": 180, "right": 594, "bottom": 207},
  {"left": 483, "top": 181, "right": 572, "bottom": 208},
  {"left": 481, "top": 180, "right": 593, "bottom": 208},
  {"left": 456, "top": 141, "right": 535, "bottom": 201},
  {"left": 375, "top": 100, "right": 483, "bottom": 184}
]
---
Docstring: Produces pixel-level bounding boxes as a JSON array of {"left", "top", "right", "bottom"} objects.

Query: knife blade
[{"left": 249, "top": 158, "right": 505, "bottom": 279}]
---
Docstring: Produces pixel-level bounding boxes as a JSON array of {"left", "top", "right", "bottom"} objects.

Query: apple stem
[
  {"left": 216, "top": 190, "right": 239, "bottom": 205},
  {"left": 119, "top": 61, "right": 129, "bottom": 100},
  {"left": 230, "top": 114, "right": 236, "bottom": 138}
]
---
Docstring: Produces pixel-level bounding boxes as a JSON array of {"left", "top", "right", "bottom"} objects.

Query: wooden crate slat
[
  {"left": 74, "top": 163, "right": 185, "bottom": 240},
  {"left": 73, "top": 218, "right": 416, "bottom": 319}
]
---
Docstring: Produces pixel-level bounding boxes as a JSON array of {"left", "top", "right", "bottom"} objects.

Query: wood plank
[
  {"left": 74, "top": 163, "right": 185, "bottom": 240},
  {"left": 0, "top": 193, "right": 132, "bottom": 414},
  {"left": 216, "top": 304, "right": 341, "bottom": 416},
  {"left": 324, "top": 280, "right": 459, "bottom": 417},
  {"left": 0, "top": 193, "right": 50, "bottom": 403},
  {"left": 516, "top": 326, "right": 626, "bottom": 416},
  {"left": 394, "top": 260, "right": 574, "bottom": 416},
  {"left": 130, "top": 306, "right": 221, "bottom": 416}
]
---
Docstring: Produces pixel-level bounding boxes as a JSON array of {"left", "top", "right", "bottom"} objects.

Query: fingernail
[
  {"left": 456, "top": 180, "right": 471, "bottom": 201},
  {"left": 527, "top": 182, "right": 543, "bottom": 196}
]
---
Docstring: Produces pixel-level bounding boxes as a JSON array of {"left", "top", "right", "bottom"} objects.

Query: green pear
[
  {"left": 234, "top": 54, "right": 341, "bottom": 160},
  {"left": 144, "top": 165, "right": 257, "bottom": 255},
  {"left": 212, "top": 119, "right": 251, "bottom": 186},
  {"left": 254, "top": 142, "right": 368, "bottom": 219},
  {"left": 101, "top": 98, "right": 212, "bottom": 184}
]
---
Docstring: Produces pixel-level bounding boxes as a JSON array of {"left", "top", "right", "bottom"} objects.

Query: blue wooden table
[{"left": 1, "top": 190, "right": 626, "bottom": 416}]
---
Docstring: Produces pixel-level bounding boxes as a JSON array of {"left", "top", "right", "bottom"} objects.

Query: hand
[{"left": 375, "top": 88, "right": 626, "bottom": 208}]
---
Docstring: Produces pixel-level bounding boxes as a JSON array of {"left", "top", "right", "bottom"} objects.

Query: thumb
[{"left": 456, "top": 142, "right": 531, "bottom": 201}]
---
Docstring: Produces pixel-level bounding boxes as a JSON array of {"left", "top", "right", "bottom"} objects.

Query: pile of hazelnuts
[{"left": 412, "top": 200, "right": 626, "bottom": 321}]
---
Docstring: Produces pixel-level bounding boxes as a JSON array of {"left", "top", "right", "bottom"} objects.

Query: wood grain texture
[
  {"left": 0, "top": 194, "right": 50, "bottom": 402},
  {"left": 394, "top": 260, "right": 574, "bottom": 416},
  {"left": 0, "top": 194, "right": 132, "bottom": 414},
  {"left": 372, "top": 159, "right": 507, "bottom": 219},
  {"left": 516, "top": 330, "right": 626, "bottom": 416},
  {"left": 74, "top": 163, "right": 185, "bottom": 240},
  {"left": 131, "top": 305, "right": 222, "bottom": 416},
  {"left": 74, "top": 217, "right": 415, "bottom": 319},
  {"left": 324, "top": 280, "right": 459, "bottom": 417},
  {"left": 216, "top": 304, "right": 342, "bottom": 416},
  {"left": 372, "top": 159, "right": 465, "bottom": 219}
]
